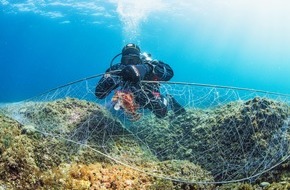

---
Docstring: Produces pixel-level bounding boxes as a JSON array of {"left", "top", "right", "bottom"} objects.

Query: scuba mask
[
  {"left": 121, "top": 54, "right": 142, "bottom": 65},
  {"left": 110, "top": 43, "right": 142, "bottom": 67}
]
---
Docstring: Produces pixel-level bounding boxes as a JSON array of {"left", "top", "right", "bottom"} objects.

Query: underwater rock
[
  {"left": 131, "top": 97, "right": 290, "bottom": 181},
  {"left": 0, "top": 135, "right": 40, "bottom": 189},
  {"left": 155, "top": 160, "right": 214, "bottom": 182},
  {"left": 40, "top": 162, "right": 174, "bottom": 190},
  {"left": 0, "top": 114, "right": 22, "bottom": 155},
  {"left": 21, "top": 125, "right": 36, "bottom": 135},
  {"left": 1, "top": 97, "right": 290, "bottom": 189},
  {"left": 260, "top": 181, "right": 270, "bottom": 187}
]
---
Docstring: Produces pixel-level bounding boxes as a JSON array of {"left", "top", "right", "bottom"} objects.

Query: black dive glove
[
  {"left": 120, "top": 64, "right": 152, "bottom": 83},
  {"left": 148, "top": 60, "right": 174, "bottom": 81},
  {"left": 95, "top": 74, "right": 119, "bottom": 99}
]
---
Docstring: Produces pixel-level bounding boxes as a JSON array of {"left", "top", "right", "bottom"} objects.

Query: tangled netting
[{"left": 1, "top": 73, "right": 290, "bottom": 184}]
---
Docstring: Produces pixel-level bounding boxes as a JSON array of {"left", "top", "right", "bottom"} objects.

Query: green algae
[
  {"left": 0, "top": 97, "right": 290, "bottom": 189},
  {"left": 130, "top": 97, "right": 290, "bottom": 182}
]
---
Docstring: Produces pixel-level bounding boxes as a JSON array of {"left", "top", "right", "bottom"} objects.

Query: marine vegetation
[
  {"left": 1, "top": 89, "right": 290, "bottom": 189},
  {"left": 131, "top": 97, "right": 290, "bottom": 181},
  {"left": 0, "top": 98, "right": 213, "bottom": 189}
]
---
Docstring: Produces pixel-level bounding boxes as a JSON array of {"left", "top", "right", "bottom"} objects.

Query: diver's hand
[
  {"left": 121, "top": 65, "right": 140, "bottom": 82},
  {"left": 120, "top": 65, "right": 151, "bottom": 83}
]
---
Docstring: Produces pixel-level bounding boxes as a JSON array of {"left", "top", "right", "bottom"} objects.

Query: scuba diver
[{"left": 95, "top": 43, "right": 186, "bottom": 119}]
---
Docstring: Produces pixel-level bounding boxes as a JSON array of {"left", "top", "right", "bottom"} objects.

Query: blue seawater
[{"left": 1, "top": 1, "right": 290, "bottom": 102}]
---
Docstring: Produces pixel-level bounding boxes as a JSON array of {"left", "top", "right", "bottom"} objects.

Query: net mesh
[{"left": 1, "top": 74, "right": 290, "bottom": 184}]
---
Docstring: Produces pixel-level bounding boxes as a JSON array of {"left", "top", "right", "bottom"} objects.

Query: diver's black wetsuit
[{"left": 95, "top": 59, "right": 174, "bottom": 118}]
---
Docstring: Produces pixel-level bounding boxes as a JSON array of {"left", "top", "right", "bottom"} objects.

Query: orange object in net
[{"left": 111, "top": 91, "right": 141, "bottom": 121}]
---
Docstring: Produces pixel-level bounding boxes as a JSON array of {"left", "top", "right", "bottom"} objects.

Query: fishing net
[{"left": 1, "top": 73, "right": 290, "bottom": 184}]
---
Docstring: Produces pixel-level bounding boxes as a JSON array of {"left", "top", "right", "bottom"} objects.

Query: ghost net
[{"left": 1, "top": 73, "right": 290, "bottom": 184}]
